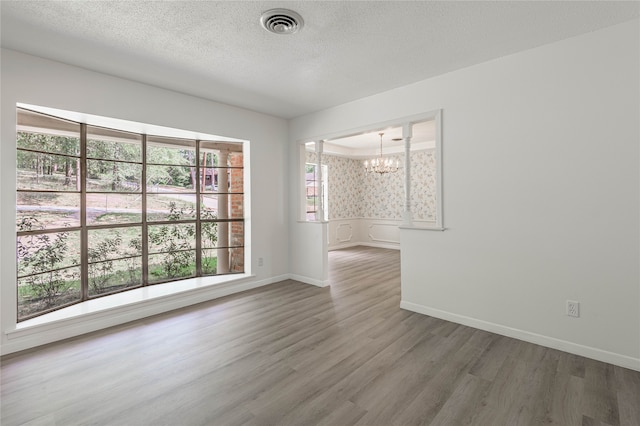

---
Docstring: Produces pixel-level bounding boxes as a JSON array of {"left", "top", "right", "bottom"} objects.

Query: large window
[{"left": 16, "top": 108, "right": 245, "bottom": 322}]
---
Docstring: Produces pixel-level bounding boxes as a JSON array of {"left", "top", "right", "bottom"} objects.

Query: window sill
[{"left": 8, "top": 273, "right": 254, "bottom": 338}]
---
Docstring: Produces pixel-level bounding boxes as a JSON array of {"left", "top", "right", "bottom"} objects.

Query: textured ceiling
[{"left": 1, "top": 1, "right": 638, "bottom": 119}]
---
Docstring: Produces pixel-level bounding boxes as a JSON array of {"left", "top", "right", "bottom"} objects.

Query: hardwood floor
[{"left": 2, "top": 246, "right": 639, "bottom": 425}]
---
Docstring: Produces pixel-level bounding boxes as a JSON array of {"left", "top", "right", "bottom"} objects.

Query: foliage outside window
[
  {"left": 305, "top": 163, "right": 328, "bottom": 221},
  {"left": 16, "top": 108, "right": 245, "bottom": 322}
]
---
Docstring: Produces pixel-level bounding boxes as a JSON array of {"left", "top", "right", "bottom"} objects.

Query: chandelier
[{"left": 364, "top": 133, "right": 399, "bottom": 174}]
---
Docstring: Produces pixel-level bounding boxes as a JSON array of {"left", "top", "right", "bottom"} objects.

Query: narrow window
[
  {"left": 17, "top": 110, "right": 82, "bottom": 319},
  {"left": 305, "top": 163, "right": 328, "bottom": 221}
]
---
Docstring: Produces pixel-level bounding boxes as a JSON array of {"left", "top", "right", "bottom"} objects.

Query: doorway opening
[{"left": 297, "top": 110, "right": 443, "bottom": 286}]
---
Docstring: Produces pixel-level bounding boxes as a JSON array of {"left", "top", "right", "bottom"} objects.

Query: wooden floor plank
[
  {"left": 540, "top": 372, "right": 585, "bottom": 426},
  {"left": 614, "top": 365, "right": 640, "bottom": 426},
  {"left": 428, "top": 373, "right": 492, "bottom": 426},
  {"left": 1, "top": 246, "right": 637, "bottom": 426},
  {"left": 582, "top": 359, "right": 621, "bottom": 425}
]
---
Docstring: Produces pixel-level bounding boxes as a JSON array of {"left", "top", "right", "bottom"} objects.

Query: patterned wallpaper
[
  {"left": 360, "top": 154, "right": 404, "bottom": 219},
  {"left": 306, "top": 149, "right": 437, "bottom": 221},
  {"left": 306, "top": 152, "right": 362, "bottom": 219},
  {"left": 411, "top": 150, "right": 437, "bottom": 221}
]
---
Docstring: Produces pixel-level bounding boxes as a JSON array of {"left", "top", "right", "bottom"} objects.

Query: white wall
[
  {"left": 1, "top": 49, "right": 290, "bottom": 354},
  {"left": 289, "top": 20, "right": 640, "bottom": 370}
]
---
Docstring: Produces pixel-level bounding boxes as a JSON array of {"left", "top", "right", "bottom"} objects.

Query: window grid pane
[
  {"left": 17, "top": 191, "right": 81, "bottom": 231},
  {"left": 17, "top": 152, "right": 82, "bottom": 192}
]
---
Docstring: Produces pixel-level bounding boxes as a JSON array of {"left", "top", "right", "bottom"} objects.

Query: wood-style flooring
[{"left": 1, "top": 246, "right": 639, "bottom": 425}]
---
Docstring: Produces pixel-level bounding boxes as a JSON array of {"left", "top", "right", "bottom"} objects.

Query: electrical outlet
[
  {"left": 258, "top": 257, "right": 264, "bottom": 267},
  {"left": 567, "top": 300, "right": 580, "bottom": 318}
]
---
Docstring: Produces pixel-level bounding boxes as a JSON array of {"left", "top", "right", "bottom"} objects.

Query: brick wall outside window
[{"left": 230, "top": 152, "right": 244, "bottom": 272}]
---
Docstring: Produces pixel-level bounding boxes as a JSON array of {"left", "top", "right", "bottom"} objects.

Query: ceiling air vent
[{"left": 260, "top": 9, "right": 304, "bottom": 35}]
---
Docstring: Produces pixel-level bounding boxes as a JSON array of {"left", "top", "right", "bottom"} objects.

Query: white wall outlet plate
[{"left": 567, "top": 300, "right": 580, "bottom": 318}]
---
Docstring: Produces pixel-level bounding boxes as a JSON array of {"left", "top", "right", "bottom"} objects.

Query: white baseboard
[
  {"left": 329, "top": 242, "right": 400, "bottom": 251},
  {"left": 359, "top": 242, "right": 400, "bottom": 250},
  {"left": 1, "top": 274, "right": 288, "bottom": 356},
  {"left": 328, "top": 242, "right": 360, "bottom": 251},
  {"left": 288, "top": 274, "right": 330, "bottom": 288},
  {"left": 400, "top": 300, "right": 640, "bottom": 372}
]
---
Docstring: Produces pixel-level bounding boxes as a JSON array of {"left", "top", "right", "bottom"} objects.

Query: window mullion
[
  {"left": 80, "top": 123, "right": 88, "bottom": 301},
  {"left": 142, "top": 134, "right": 149, "bottom": 286},
  {"left": 195, "top": 140, "right": 202, "bottom": 277}
]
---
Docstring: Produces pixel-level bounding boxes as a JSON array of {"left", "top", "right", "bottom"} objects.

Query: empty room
[{"left": 1, "top": 1, "right": 639, "bottom": 425}]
